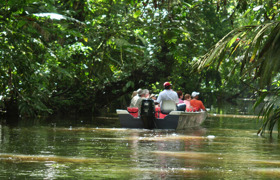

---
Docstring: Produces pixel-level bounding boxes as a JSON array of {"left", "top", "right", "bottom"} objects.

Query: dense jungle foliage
[{"left": 1, "top": 0, "right": 280, "bottom": 135}]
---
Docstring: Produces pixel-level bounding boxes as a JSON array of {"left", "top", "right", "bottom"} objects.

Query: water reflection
[
  {"left": 0, "top": 114, "right": 280, "bottom": 179},
  {"left": 0, "top": 153, "right": 103, "bottom": 163}
]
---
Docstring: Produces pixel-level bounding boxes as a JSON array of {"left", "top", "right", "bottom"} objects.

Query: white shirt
[
  {"left": 130, "top": 95, "right": 140, "bottom": 107},
  {"left": 156, "top": 89, "right": 179, "bottom": 106}
]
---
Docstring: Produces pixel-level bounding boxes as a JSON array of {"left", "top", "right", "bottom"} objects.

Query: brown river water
[{"left": 0, "top": 102, "right": 279, "bottom": 179}]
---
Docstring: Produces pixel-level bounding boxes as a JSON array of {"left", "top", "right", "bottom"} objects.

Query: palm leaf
[
  {"left": 196, "top": 25, "right": 257, "bottom": 71},
  {"left": 253, "top": 92, "right": 268, "bottom": 110},
  {"left": 195, "top": 20, "right": 280, "bottom": 136}
]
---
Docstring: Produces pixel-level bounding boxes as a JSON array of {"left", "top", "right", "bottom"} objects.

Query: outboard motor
[{"left": 140, "top": 99, "right": 156, "bottom": 129}]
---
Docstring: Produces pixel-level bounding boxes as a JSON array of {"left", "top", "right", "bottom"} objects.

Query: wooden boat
[{"left": 116, "top": 109, "right": 207, "bottom": 130}]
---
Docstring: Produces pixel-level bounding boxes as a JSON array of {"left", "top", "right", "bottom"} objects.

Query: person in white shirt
[
  {"left": 130, "top": 88, "right": 142, "bottom": 107},
  {"left": 156, "top": 82, "right": 179, "bottom": 107},
  {"left": 135, "top": 89, "right": 150, "bottom": 115}
]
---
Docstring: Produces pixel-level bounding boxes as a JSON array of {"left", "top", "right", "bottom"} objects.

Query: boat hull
[
  {"left": 176, "top": 111, "right": 207, "bottom": 129},
  {"left": 117, "top": 110, "right": 207, "bottom": 129}
]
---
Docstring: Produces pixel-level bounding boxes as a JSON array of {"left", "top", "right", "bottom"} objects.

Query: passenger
[
  {"left": 131, "top": 91, "right": 138, "bottom": 100},
  {"left": 150, "top": 94, "right": 159, "bottom": 108},
  {"left": 135, "top": 89, "right": 149, "bottom": 115},
  {"left": 184, "top": 94, "right": 192, "bottom": 110},
  {"left": 144, "top": 89, "right": 150, "bottom": 98},
  {"left": 190, "top": 91, "right": 206, "bottom": 111},
  {"left": 156, "top": 82, "right": 179, "bottom": 107},
  {"left": 177, "top": 90, "right": 184, "bottom": 103},
  {"left": 150, "top": 94, "right": 157, "bottom": 101},
  {"left": 130, "top": 88, "right": 142, "bottom": 107},
  {"left": 131, "top": 91, "right": 138, "bottom": 98}
]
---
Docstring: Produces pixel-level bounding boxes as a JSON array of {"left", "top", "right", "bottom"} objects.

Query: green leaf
[{"left": 133, "top": 10, "right": 141, "bottom": 18}]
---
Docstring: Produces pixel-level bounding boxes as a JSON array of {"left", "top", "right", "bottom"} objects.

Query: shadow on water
[
  {"left": 0, "top": 98, "right": 259, "bottom": 128},
  {"left": 208, "top": 98, "right": 261, "bottom": 115},
  {"left": 1, "top": 113, "right": 120, "bottom": 129}
]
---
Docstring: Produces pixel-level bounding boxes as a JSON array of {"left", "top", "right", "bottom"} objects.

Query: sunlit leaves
[
  {"left": 133, "top": 10, "right": 141, "bottom": 18},
  {"left": 69, "top": 42, "right": 92, "bottom": 56},
  {"left": 3, "top": 0, "right": 279, "bottom": 118},
  {"left": 196, "top": 0, "right": 280, "bottom": 136}
]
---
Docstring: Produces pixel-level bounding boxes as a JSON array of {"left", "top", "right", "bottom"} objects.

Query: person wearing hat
[
  {"left": 156, "top": 82, "right": 179, "bottom": 107},
  {"left": 130, "top": 88, "right": 142, "bottom": 107},
  {"left": 190, "top": 91, "right": 206, "bottom": 111},
  {"left": 135, "top": 89, "right": 150, "bottom": 115}
]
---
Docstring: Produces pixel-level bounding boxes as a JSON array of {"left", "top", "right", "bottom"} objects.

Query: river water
[{"left": 0, "top": 102, "right": 280, "bottom": 179}]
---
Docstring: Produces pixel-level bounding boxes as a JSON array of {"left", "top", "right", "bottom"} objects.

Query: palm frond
[
  {"left": 195, "top": 21, "right": 280, "bottom": 137},
  {"left": 195, "top": 25, "right": 257, "bottom": 71}
]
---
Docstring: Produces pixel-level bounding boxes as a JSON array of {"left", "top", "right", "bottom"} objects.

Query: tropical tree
[
  {"left": 195, "top": 0, "right": 280, "bottom": 136},
  {"left": 1, "top": 0, "right": 258, "bottom": 118}
]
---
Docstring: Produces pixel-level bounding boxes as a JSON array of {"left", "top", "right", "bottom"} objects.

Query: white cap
[{"left": 191, "top": 91, "right": 200, "bottom": 97}]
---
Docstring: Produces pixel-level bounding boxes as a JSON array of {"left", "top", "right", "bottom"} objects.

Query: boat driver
[{"left": 156, "top": 82, "right": 179, "bottom": 107}]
